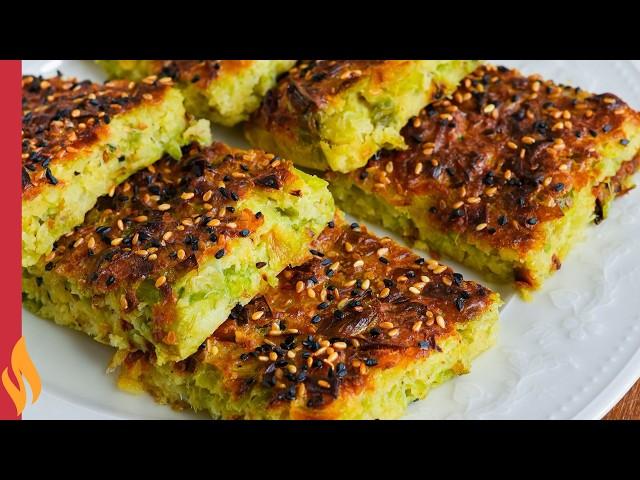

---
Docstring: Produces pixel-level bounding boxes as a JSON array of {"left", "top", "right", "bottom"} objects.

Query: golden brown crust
[
  {"left": 127, "top": 218, "right": 495, "bottom": 413},
  {"left": 21, "top": 74, "right": 172, "bottom": 199},
  {"left": 335, "top": 64, "right": 640, "bottom": 253},
  {"left": 141, "top": 60, "right": 256, "bottom": 88},
  {"left": 43, "top": 142, "right": 294, "bottom": 340}
]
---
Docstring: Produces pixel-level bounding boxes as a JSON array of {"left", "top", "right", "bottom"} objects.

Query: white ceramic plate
[{"left": 21, "top": 60, "right": 640, "bottom": 420}]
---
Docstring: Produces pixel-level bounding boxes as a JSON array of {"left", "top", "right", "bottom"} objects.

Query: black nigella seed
[
  {"left": 256, "top": 175, "right": 279, "bottom": 189},
  {"left": 415, "top": 257, "right": 425, "bottom": 265},
  {"left": 333, "top": 310, "right": 345, "bottom": 320},
  {"left": 359, "top": 171, "right": 368, "bottom": 181},
  {"left": 239, "top": 229, "right": 250, "bottom": 237},
  {"left": 327, "top": 220, "right": 335, "bottom": 228},
  {"left": 383, "top": 278, "right": 394, "bottom": 288},
  {"left": 452, "top": 272, "right": 463, "bottom": 286},
  {"left": 255, "top": 261, "right": 266, "bottom": 269},
  {"left": 553, "top": 183, "right": 565, "bottom": 192},
  {"left": 527, "top": 217, "right": 538, "bottom": 225},
  {"left": 239, "top": 353, "right": 250, "bottom": 361},
  {"left": 106, "top": 275, "right": 116, "bottom": 286},
  {"left": 620, "top": 139, "right": 630, "bottom": 146},
  {"left": 209, "top": 233, "right": 218, "bottom": 243},
  {"left": 452, "top": 208, "right": 465, "bottom": 218},
  {"left": 589, "top": 129, "right": 598, "bottom": 137},
  {"left": 309, "top": 249, "right": 324, "bottom": 257},
  {"left": 317, "top": 302, "right": 329, "bottom": 310},
  {"left": 320, "top": 258, "right": 332, "bottom": 266},
  {"left": 336, "top": 362, "right": 347, "bottom": 378},
  {"left": 255, "top": 211, "right": 263, "bottom": 219},
  {"left": 369, "top": 327, "right": 381, "bottom": 337},
  {"left": 454, "top": 297, "right": 465, "bottom": 312},
  {"left": 215, "top": 249, "right": 225, "bottom": 259},
  {"left": 45, "top": 167, "right": 58, "bottom": 185},
  {"left": 364, "top": 358, "right": 378, "bottom": 367},
  {"left": 379, "top": 257, "right": 389, "bottom": 264},
  {"left": 103, "top": 115, "right": 110, "bottom": 124},
  {"left": 230, "top": 191, "right": 239, "bottom": 201},
  {"left": 350, "top": 222, "right": 359, "bottom": 229},
  {"left": 45, "top": 262, "right": 54, "bottom": 271},
  {"left": 311, "top": 315, "right": 321, "bottom": 324},
  {"left": 498, "top": 215, "right": 508, "bottom": 226},
  {"left": 602, "top": 124, "right": 612, "bottom": 133},
  {"left": 418, "top": 340, "right": 430, "bottom": 350},
  {"left": 191, "top": 74, "right": 200, "bottom": 83}
]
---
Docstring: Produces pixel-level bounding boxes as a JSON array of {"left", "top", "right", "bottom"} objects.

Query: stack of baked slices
[{"left": 21, "top": 60, "right": 640, "bottom": 419}]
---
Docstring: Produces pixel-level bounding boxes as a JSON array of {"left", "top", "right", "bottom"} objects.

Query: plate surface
[{"left": 21, "top": 60, "right": 640, "bottom": 419}]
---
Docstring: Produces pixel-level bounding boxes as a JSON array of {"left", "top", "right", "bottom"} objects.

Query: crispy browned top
[
  {"left": 143, "top": 60, "right": 255, "bottom": 88},
  {"left": 158, "top": 219, "right": 495, "bottom": 412},
  {"left": 336, "top": 64, "right": 640, "bottom": 251},
  {"left": 251, "top": 60, "right": 411, "bottom": 137},
  {"left": 21, "top": 74, "right": 172, "bottom": 198},
  {"left": 43, "top": 142, "right": 294, "bottom": 342}
]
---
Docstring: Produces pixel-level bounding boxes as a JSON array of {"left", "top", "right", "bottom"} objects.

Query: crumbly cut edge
[
  {"left": 22, "top": 169, "right": 335, "bottom": 364},
  {"left": 21, "top": 89, "right": 210, "bottom": 268},
  {"left": 328, "top": 147, "right": 640, "bottom": 297},
  {"left": 114, "top": 295, "right": 499, "bottom": 420},
  {"left": 245, "top": 60, "right": 481, "bottom": 173}
]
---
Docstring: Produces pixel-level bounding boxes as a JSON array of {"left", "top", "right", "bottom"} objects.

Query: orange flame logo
[{"left": 2, "top": 336, "right": 41, "bottom": 416}]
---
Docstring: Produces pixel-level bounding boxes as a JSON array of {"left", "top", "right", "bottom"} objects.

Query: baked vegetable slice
[
  {"left": 97, "top": 60, "right": 296, "bottom": 127},
  {"left": 245, "top": 60, "right": 480, "bottom": 173},
  {"left": 328, "top": 64, "right": 640, "bottom": 295},
  {"left": 22, "top": 73, "right": 207, "bottom": 268},
  {"left": 23, "top": 142, "right": 334, "bottom": 364},
  {"left": 114, "top": 217, "right": 500, "bottom": 419}
]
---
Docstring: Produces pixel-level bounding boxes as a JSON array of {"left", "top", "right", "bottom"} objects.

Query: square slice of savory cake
[
  {"left": 114, "top": 217, "right": 501, "bottom": 419},
  {"left": 244, "top": 60, "right": 481, "bottom": 173},
  {"left": 23, "top": 142, "right": 335, "bottom": 364},
  {"left": 97, "top": 60, "right": 296, "bottom": 127},
  {"left": 21, "top": 73, "right": 209, "bottom": 268},
  {"left": 328, "top": 64, "right": 640, "bottom": 295}
]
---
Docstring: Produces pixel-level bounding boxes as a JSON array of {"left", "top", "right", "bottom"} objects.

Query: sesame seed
[
  {"left": 181, "top": 192, "right": 195, "bottom": 200},
  {"left": 379, "top": 287, "right": 391, "bottom": 298},
  {"left": 269, "top": 352, "right": 278, "bottom": 362},
  {"left": 353, "top": 259, "right": 364, "bottom": 268},
  {"left": 361, "top": 279, "right": 371, "bottom": 290},
  {"left": 388, "top": 328, "right": 400, "bottom": 337},
  {"left": 251, "top": 311, "right": 265, "bottom": 321},
  {"left": 433, "top": 265, "right": 447, "bottom": 274},
  {"left": 333, "top": 342, "right": 347, "bottom": 350},
  {"left": 412, "top": 321, "right": 423, "bottom": 332},
  {"left": 72, "top": 238, "right": 84, "bottom": 248},
  {"left": 203, "top": 190, "right": 213, "bottom": 202},
  {"left": 436, "top": 315, "right": 446, "bottom": 328},
  {"left": 466, "top": 196, "right": 481, "bottom": 204},
  {"left": 380, "top": 321, "right": 394, "bottom": 330},
  {"left": 414, "top": 162, "right": 423, "bottom": 175},
  {"left": 157, "top": 203, "right": 171, "bottom": 211},
  {"left": 408, "top": 286, "right": 421, "bottom": 295},
  {"left": 521, "top": 136, "right": 536, "bottom": 145},
  {"left": 295, "top": 280, "right": 305, "bottom": 293},
  {"left": 452, "top": 200, "right": 464, "bottom": 209},
  {"left": 317, "top": 380, "right": 331, "bottom": 389},
  {"left": 507, "top": 141, "right": 518, "bottom": 150},
  {"left": 147, "top": 254, "right": 158, "bottom": 261},
  {"left": 110, "top": 237, "right": 123, "bottom": 246},
  {"left": 421, "top": 275, "right": 430, "bottom": 283},
  {"left": 155, "top": 276, "right": 167, "bottom": 288},
  {"left": 307, "top": 288, "right": 316, "bottom": 299},
  {"left": 475, "top": 223, "right": 488, "bottom": 231}
]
